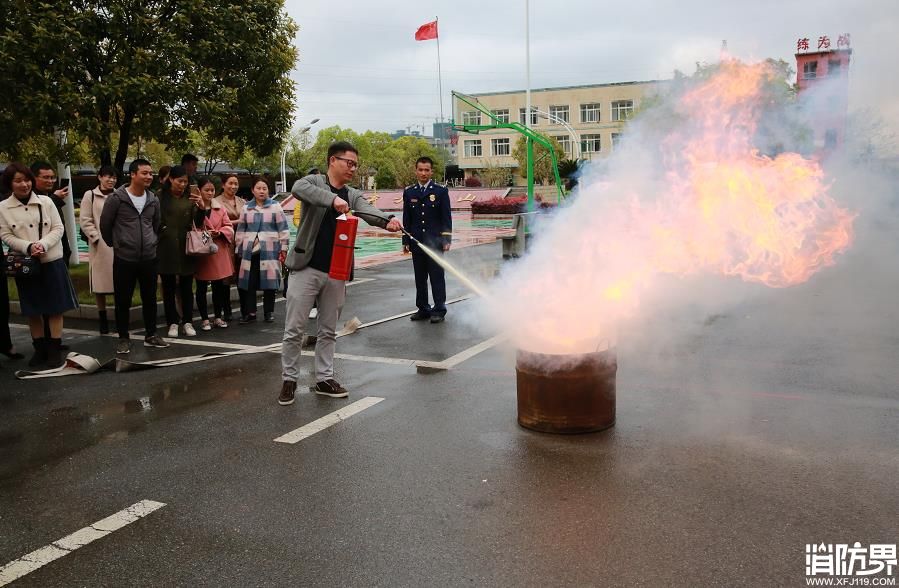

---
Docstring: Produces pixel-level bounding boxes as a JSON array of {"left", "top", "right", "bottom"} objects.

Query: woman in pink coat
[{"left": 194, "top": 177, "right": 235, "bottom": 329}]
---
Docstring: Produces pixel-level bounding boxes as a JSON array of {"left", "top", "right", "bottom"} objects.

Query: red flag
[{"left": 415, "top": 20, "right": 438, "bottom": 41}]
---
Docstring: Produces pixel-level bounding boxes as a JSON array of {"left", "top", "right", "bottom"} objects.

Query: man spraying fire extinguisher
[{"left": 278, "top": 141, "right": 402, "bottom": 407}]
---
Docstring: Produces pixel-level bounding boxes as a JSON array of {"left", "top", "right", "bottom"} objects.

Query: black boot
[
  {"left": 46, "top": 338, "right": 65, "bottom": 369},
  {"left": 98, "top": 310, "right": 110, "bottom": 334},
  {"left": 28, "top": 338, "right": 47, "bottom": 368}
]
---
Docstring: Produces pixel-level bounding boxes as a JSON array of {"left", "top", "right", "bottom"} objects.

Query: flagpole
[{"left": 436, "top": 16, "right": 444, "bottom": 124}]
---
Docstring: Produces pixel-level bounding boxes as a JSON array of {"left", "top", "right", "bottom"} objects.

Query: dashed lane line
[
  {"left": 273, "top": 396, "right": 385, "bottom": 444},
  {"left": 0, "top": 500, "right": 166, "bottom": 586}
]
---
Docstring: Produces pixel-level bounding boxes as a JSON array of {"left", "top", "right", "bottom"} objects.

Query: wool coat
[
  {"left": 0, "top": 192, "right": 65, "bottom": 263},
  {"left": 157, "top": 189, "right": 204, "bottom": 276},
  {"left": 79, "top": 188, "right": 115, "bottom": 293},
  {"left": 234, "top": 198, "right": 289, "bottom": 291},
  {"left": 195, "top": 201, "right": 235, "bottom": 282}
]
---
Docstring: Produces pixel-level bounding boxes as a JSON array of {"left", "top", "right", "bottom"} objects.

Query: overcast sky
[{"left": 283, "top": 0, "right": 899, "bottom": 138}]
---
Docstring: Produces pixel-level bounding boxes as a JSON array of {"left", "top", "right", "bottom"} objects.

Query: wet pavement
[{"left": 1, "top": 226, "right": 898, "bottom": 586}]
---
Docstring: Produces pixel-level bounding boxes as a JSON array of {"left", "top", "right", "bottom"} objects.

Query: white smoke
[{"left": 480, "top": 58, "right": 866, "bottom": 356}]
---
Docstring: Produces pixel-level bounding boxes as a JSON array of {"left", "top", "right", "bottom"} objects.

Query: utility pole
[{"left": 524, "top": 0, "right": 534, "bottom": 212}]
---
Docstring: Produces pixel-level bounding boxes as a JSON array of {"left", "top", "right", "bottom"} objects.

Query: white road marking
[
  {"left": 0, "top": 500, "right": 166, "bottom": 586},
  {"left": 346, "top": 277, "right": 375, "bottom": 287},
  {"left": 274, "top": 396, "right": 385, "bottom": 444},
  {"left": 331, "top": 352, "right": 419, "bottom": 366},
  {"left": 415, "top": 335, "right": 506, "bottom": 372},
  {"left": 350, "top": 295, "right": 472, "bottom": 331},
  {"left": 10, "top": 296, "right": 484, "bottom": 370}
]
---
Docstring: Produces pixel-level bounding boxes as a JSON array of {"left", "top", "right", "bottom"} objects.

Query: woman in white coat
[
  {"left": 0, "top": 162, "right": 78, "bottom": 369},
  {"left": 79, "top": 165, "right": 117, "bottom": 334}
]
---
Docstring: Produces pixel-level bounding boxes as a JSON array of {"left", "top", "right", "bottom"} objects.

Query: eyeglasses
[{"left": 334, "top": 156, "right": 359, "bottom": 170}]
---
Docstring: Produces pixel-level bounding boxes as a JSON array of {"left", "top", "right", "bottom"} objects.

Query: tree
[
  {"left": 301, "top": 127, "right": 443, "bottom": 190},
  {"left": 479, "top": 159, "right": 511, "bottom": 187},
  {"left": 380, "top": 135, "right": 444, "bottom": 188},
  {"left": 234, "top": 149, "right": 281, "bottom": 178},
  {"left": 0, "top": 0, "right": 297, "bottom": 175},
  {"left": 181, "top": 130, "right": 242, "bottom": 174},
  {"left": 0, "top": 130, "right": 92, "bottom": 169},
  {"left": 556, "top": 158, "right": 579, "bottom": 179},
  {"left": 512, "top": 133, "right": 564, "bottom": 185}
]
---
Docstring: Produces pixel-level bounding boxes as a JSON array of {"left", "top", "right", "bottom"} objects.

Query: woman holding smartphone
[
  {"left": 157, "top": 165, "right": 205, "bottom": 337},
  {"left": 194, "top": 177, "right": 234, "bottom": 329}
]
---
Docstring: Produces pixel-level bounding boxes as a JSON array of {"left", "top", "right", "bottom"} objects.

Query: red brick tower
[{"left": 795, "top": 34, "right": 852, "bottom": 154}]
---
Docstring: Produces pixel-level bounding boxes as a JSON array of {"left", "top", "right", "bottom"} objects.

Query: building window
[
  {"left": 519, "top": 107, "right": 538, "bottom": 125},
  {"left": 580, "top": 103, "right": 601, "bottom": 123},
  {"left": 491, "top": 138, "right": 511, "bottom": 156},
  {"left": 611, "top": 100, "right": 634, "bottom": 121},
  {"left": 824, "top": 129, "right": 838, "bottom": 149},
  {"left": 549, "top": 105, "right": 570, "bottom": 123},
  {"left": 828, "top": 60, "right": 841, "bottom": 76},
  {"left": 553, "top": 135, "right": 571, "bottom": 155},
  {"left": 581, "top": 134, "right": 601, "bottom": 153},
  {"left": 803, "top": 61, "right": 817, "bottom": 80},
  {"left": 462, "top": 111, "right": 481, "bottom": 126},
  {"left": 611, "top": 133, "right": 622, "bottom": 150},
  {"left": 464, "top": 140, "right": 482, "bottom": 157},
  {"left": 491, "top": 109, "right": 509, "bottom": 123}
]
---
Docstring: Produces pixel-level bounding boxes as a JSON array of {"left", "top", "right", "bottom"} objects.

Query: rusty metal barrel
[{"left": 515, "top": 348, "right": 617, "bottom": 434}]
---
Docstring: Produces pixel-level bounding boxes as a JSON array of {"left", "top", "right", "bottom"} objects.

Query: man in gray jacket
[
  {"left": 99, "top": 158, "right": 170, "bottom": 354},
  {"left": 279, "top": 141, "right": 402, "bottom": 405}
]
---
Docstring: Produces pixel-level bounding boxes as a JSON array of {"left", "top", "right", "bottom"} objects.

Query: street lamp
[
  {"left": 533, "top": 108, "right": 581, "bottom": 159},
  {"left": 281, "top": 118, "right": 319, "bottom": 193}
]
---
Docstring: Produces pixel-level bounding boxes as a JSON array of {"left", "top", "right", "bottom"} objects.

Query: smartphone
[{"left": 59, "top": 178, "right": 70, "bottom": 189}]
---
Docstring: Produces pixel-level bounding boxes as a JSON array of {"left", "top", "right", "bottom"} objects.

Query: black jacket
[
  {"left": 99, "top": 186, "right": 161, "bottom": 262},
  {"left": 402, "top": 181, "right": 452, "bottom": 249}
]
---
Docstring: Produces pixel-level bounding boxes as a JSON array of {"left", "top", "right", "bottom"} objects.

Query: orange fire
[{"left": 493, "top": 60, "right": 855, "bottom": 355}]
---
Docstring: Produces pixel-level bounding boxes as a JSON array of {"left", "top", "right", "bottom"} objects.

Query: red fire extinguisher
[{"left": 328, "top": 214, "right": 359, "bottom": 280}]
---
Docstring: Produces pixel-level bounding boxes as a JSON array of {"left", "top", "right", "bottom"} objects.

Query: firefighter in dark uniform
[{"left": 402, "top": 156, "right": 452, "bottom": 323}]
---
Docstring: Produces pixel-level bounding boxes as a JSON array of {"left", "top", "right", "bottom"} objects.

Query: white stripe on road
[
  {"left": 349, "top": 294, "right": 472, "bottom": 332},
  {"left": 415, "top": 335, "right": 505, "bottom": 373},
  {"left": 0, "top": 500, "right": 166, "bottom": 586},
  {"left": 273, "top": 396, "right": 385, "bottom": 444}
]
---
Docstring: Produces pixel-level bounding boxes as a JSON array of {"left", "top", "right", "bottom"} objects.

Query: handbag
[
  {"left": 4, "top": 252, "right": 41, "bottom": 278},
  {"left": 4, "top": 201, "right": 43, "bottom": 278},
  {"left": 185, "top": 222, "right": 218, "bottom": 256}
]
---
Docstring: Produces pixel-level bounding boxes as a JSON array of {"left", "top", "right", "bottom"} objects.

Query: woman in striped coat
[{"left": 234, "top": 177, "right": 289, "bottom": 323}]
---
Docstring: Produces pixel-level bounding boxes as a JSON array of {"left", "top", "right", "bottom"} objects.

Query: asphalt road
[{"left": 1, "top": 231, "right": 897, "bottom": 586}]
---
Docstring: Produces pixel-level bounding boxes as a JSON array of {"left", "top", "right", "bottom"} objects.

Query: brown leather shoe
[{"left": 278, "top": 380, "right": 297, "bottom": 406}]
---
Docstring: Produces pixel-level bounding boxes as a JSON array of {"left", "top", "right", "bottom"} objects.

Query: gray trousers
[{"left": 282, "top": 267, "right": 346, "bottom": 383}]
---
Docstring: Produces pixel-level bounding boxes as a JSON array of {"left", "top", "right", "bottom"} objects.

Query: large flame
[{"left": 489, "top": 60, "right": 855, "bottom": 355}]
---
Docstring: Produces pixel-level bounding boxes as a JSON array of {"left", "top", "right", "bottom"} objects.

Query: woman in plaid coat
[{"left": 234, "top": 177, "right": 289, "bottom": 323}]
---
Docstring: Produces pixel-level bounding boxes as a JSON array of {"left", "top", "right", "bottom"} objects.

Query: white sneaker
[
  {"left": 214, "top": 318, "right": 228, "bottom": 329},
  {"left": 201, "top": 320, "right": 212, "bottom": 331},
  {"left": 183, "top": 323, "right": 197, "bottom": 337},
  {"left": 309, "top": 308, "right": 318, "bottom": 319},
  {"left": 168, "top": 324, "right": 179, "bottom": 338}
]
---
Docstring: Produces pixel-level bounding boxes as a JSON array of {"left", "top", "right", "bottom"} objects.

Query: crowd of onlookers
[{"left": 0, "top": 154, "right": 295, "bottom": 369}]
